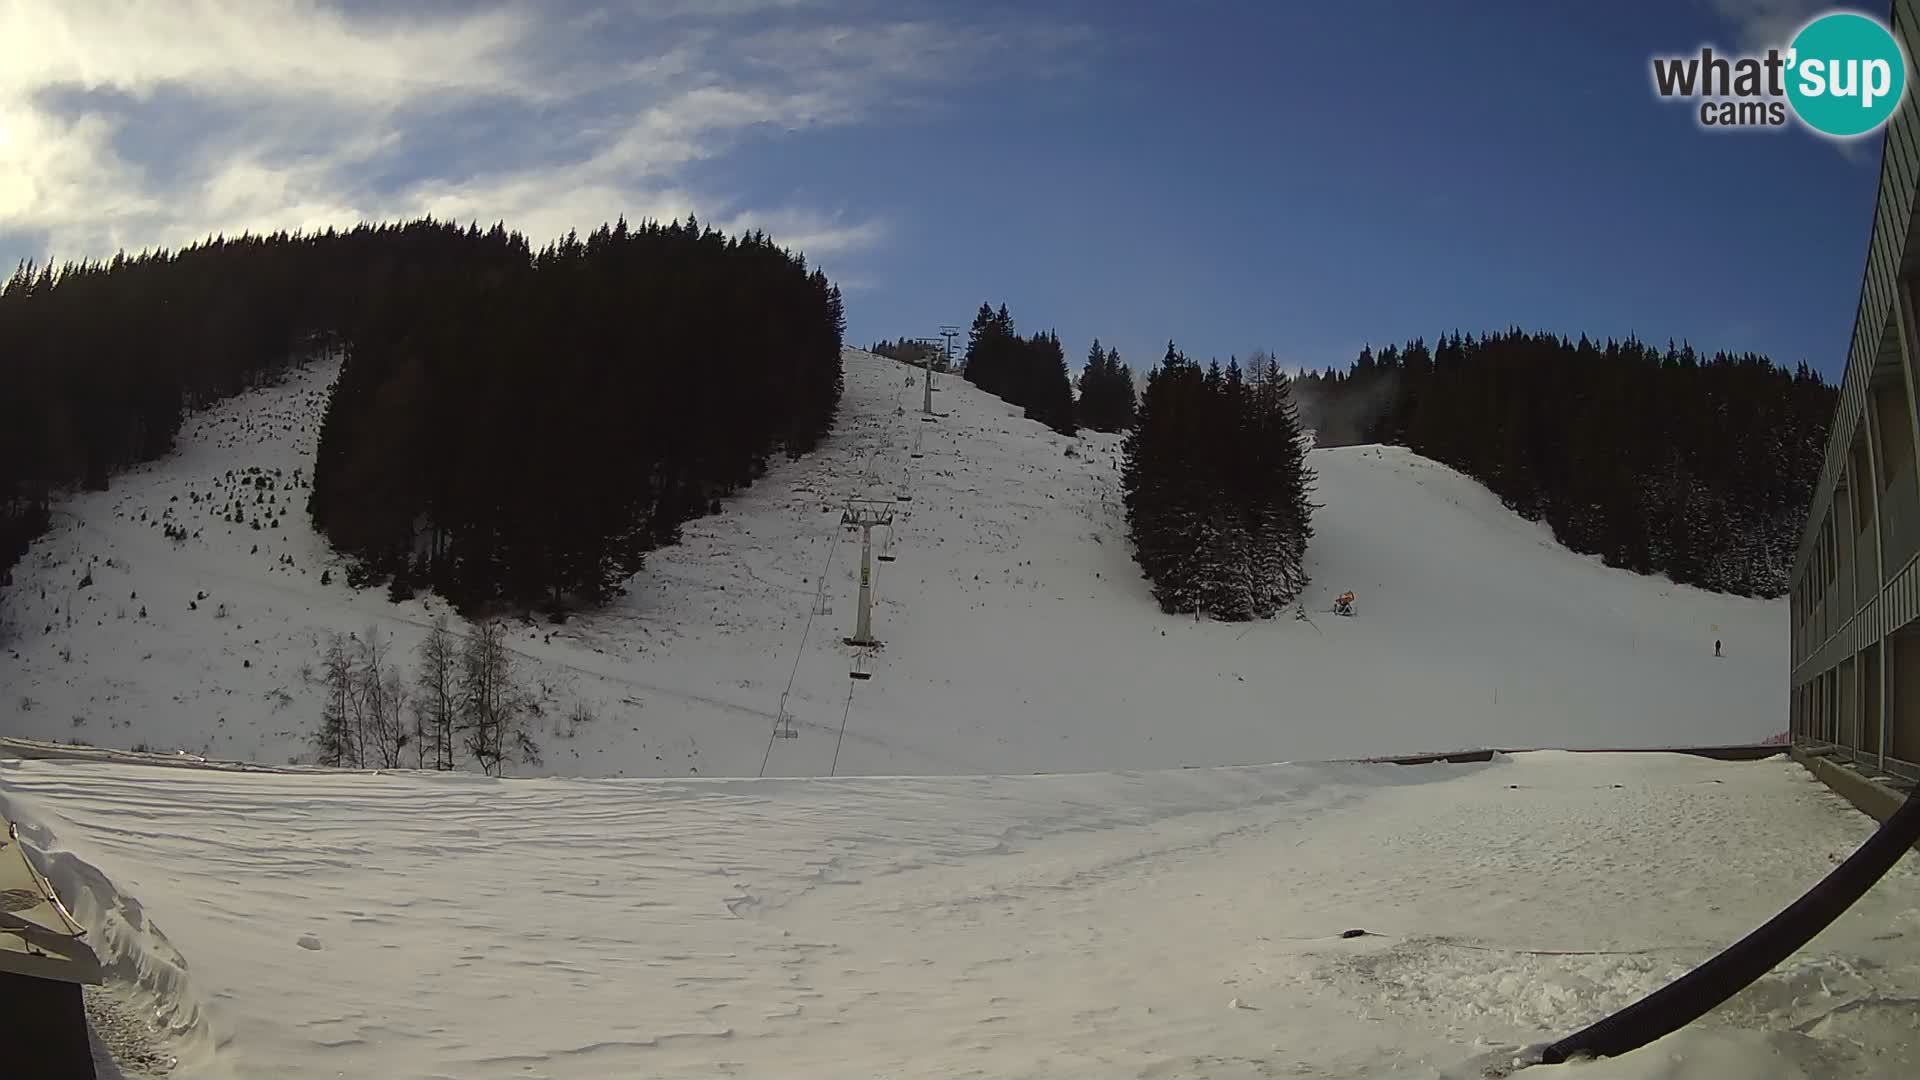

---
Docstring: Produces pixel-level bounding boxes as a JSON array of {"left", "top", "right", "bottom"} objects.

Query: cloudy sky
[{"left": 0, "top": 0, "right": 1886, "bottom": 377}]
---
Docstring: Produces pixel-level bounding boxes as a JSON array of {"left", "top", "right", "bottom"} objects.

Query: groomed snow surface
[
  {"left": 4, "top": 751, "right": 1918, "bottom": 1079},
  {"left": 2, "top": 349, "right": 1782, "bottom": 777}
]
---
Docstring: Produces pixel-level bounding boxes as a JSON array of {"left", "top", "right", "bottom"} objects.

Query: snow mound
[{"left": 0, "top": 349, "right": 1782, "bottom": 776}]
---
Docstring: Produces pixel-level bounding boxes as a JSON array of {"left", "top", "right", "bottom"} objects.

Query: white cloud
[
  {"left": 0, "top": 0, "right": 1089, "bottom": 272},
  {"left": 0, "top": 1, "right": 536, "bottom": 107},
  {"left": 721, "top": 207, "right": 888, "bottom": 257}
]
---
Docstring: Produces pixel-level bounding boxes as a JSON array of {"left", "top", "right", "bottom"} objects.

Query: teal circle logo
[{"left": 1786, "top": 12, "right": 1907, "bottom": 137}]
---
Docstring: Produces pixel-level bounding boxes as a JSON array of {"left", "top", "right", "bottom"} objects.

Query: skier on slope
[{"left": 1334, "top": 590, "right": 1355, "bottom": 616}]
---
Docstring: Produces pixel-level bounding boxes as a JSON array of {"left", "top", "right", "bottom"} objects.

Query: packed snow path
[
  {"left": 0, "top": 350, "right": 1784, "bottom": 776},
  {"left": 5, "top": 751, "right": 1918, "bottom": 1079}
]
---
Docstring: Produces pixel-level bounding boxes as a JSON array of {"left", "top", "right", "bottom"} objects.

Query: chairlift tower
[
  {"left": 939, "top": 325, "right": 960, "bottom": 372},
  {"left": 842, "top": 499, "right": 896, "bottom": 647},
  {"left": 912, "top": 335, "right": 942, "bottom": 417}
]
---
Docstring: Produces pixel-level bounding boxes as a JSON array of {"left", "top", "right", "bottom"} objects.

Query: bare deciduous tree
[
  {"left": 316, "top": 632, "right": 359, "bottom": 767},
  {"left": 415, "top": 614, "right": 460, "bottom": 770},
  {"left": 357, "top": 626, "right": 414, "bottom": 769},
  {"left": 460, "top": 617, "right": 537, "bottom": 776}
]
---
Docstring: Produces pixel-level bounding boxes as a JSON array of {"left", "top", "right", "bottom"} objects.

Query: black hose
[{"left": 1539, "top": 783, "right": 1920, "bottom": 1065}]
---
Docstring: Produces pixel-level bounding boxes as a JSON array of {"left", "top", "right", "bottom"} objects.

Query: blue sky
[{"left": 0, "top": 0, "right": 1887, "bottom": 380}]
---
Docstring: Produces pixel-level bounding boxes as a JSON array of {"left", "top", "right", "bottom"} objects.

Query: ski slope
[
  {"left": 0, "top": 348, "right": 1903, "bottom": 1079},
  {"left": 0, "top": 347, "right": 1782, "bottom": 776},
  {"left": 4, "top": 749, "right": 1917, "bottom": 1079}
]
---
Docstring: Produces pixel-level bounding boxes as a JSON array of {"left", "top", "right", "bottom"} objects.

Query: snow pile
[
  {"left": 2, "top": 751, "right": 1915, "bottom": 1079},
  {"left": 1, "top": 349, "right": 1782, "bottom": 776}
]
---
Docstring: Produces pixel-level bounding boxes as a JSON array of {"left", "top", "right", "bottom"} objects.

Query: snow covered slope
[
  {"left": 0, "top": 349, "right": 1783, "bottom": 776},
  {"left": 4, "top": 751, "right": 1915, "bottom": 1079}
]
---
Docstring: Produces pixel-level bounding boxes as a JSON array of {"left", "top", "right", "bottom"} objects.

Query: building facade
[{"left": 1789, "top": 0, "right": 1920, "bottom": 783}]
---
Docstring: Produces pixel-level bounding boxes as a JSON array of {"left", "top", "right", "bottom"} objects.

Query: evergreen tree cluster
[
  {"left": 0, "top": 216, "right": 846, "bottom": 611},
  {"left": 1293, "top": 330, "right": 1836, "bottom": 597},
  {"left": 1, "top": 220, "right": 508, "bottom": 587},
  {"left": 309, "top": 217, "right": 846, "bottom": 611},
  {"left": 1075, "top": 338, "right": 1137, "bottom": 432},
  {"left": 869, "top": 338, "right": 947, "bottom": 370},
  {"left": 961, "top": 303, "right": 1078, "bottom": 436},
  {"left": 1123, "top": 344, "right": 1315, "bottom": 620}
]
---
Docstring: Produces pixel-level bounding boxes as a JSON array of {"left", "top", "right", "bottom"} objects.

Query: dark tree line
[
  {"left": 1124, "top": 345, "right": 1315, "bottom": 620},
  {"left": 1293, "top": 330, "right": 1835, "bottom": 597},
  {"left": 1076, "top": 338, "right": 1137, "bottom": 432},
  {"left": 0, "top": 217, "right": 846, "bottom": 612},
  {"left": 1, "top": 220, "right": 503, "bottom": 589},
  {"left": 869, "top": 338, "right": 949, "bottom": 370},
  {"left": 310, "top": 217, "right": 845, "bottom": 611},
  {"left": 961, "top": 303, "right": 1078, "bottom": 436}
]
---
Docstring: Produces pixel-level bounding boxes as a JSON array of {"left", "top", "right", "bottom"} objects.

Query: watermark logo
[{"left": 1651, "top": 10, "right": 1908, "bottom": 138}]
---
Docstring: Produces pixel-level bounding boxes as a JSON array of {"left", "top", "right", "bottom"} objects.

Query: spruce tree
[
  {"left": 1122, "top": 346, "right": 1314, "bottom": 620},
  {"left": 1078, "top": 338, "right": 1109, "bottom": 430},
  {"left": 1109, "top": 346, "right": 1137, "bottom": 430},
  {"left": 1023, "top": 330, "right": 1077, "bottom": 436}
]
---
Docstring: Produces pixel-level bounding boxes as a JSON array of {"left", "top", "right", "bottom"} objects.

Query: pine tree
[
  {"left": 1023, "top": 330, "right": 1078, "bottom": 436},
  {"left": 1124, "top": 343, "right": 1211, "bottom": 614},
  {"left": 1078, "top": 338, "right": 1109, "bottom": 430},
  {"left": 1077, "top": 340, "right": 1137, "bottom": 432},
  {"left": 1122, "top": 345, "right": 1314, "bottom": 620},
  {"left": 1109, "top": 346, "right": 1136, "bottom": 430},
  {"left": 960, "top": 305, "right": 1075, "bottom": 435},
  {"left": 1252, "top": 360, "right": 1315, "bottom": 608}
]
